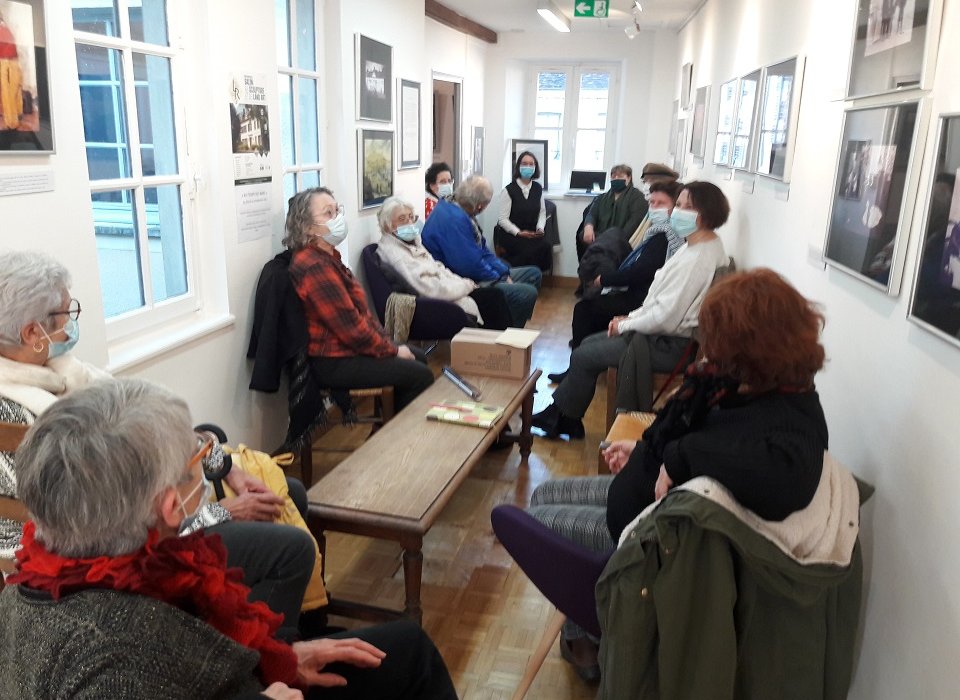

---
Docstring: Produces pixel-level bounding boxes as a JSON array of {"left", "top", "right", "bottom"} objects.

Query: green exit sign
[{"left": 573, "top": 0, "right": 609, "bottom": 18}]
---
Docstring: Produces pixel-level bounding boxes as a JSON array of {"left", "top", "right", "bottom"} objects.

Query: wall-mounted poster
[
  {"left": 510, "top": 138, "right": 548, "bottom": 191},
  {"left": 845, "top": 0, "right": 944, "bottom": 99},
  {"left": 0, "top": 0, "right": 53, "bottom": 153},
  {"left": 824, "top": 100, "right": 926, "bottom": 294},
  {"left": 680, "top": 62, "right": 693, "bottom": 110},
  {"left": 690, "top": 85, "right": 711, "bottom": 159},
  {"left": 398, "top": 78, "right": 420, "bottom": 169},
  {"left": 355, "top": 34, "right": 392, "bottom": 122},
  {"left": 358, "top": 128, "right": 393, "bottom": 209},
  {"left": 755, "top": 57, "right": 805, "bottom": 182},
  {"left": 908, "top": 113, "right": 960, "bottom": 347},
  {"left": 713, "top": 79, "right": 737, "bottom": 166},
  {"left": 471, "top": 125, "right": 484, "bottom": 176}
]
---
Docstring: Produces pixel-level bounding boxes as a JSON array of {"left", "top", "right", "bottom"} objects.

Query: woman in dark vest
[{"left": 495, "top": 151, "right": 553, "bottom": 271}]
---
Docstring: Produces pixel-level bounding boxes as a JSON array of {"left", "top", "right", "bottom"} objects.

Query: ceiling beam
[{"left": 425, "top": 0, "right": 498, "bottom": 44}]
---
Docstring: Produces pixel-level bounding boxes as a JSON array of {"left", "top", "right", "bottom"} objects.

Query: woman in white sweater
[
  {"left": 376, "top": 196, "right": 512, "bottom": 330},
  {"left": 533, "top": 181, "right": 730, "bottom": 439}
]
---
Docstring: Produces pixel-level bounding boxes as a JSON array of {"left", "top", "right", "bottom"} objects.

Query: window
[
  {"left": 530, "top": 64, "right": 618, "bottom": 190},
  {"left": 73, "top": 0, "right": 194, "bottom": 331},
  {"left": 276, "top": 0, "right": 323, "bottom": 206}
]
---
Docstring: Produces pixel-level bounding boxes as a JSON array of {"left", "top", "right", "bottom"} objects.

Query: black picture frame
[
  {"left": 510, "top": 138, "right": 548, "bottom": 191},
  {"left": 358, "top": 128, "right": 393, "bottom": 210},
  {"left": 908, "top": 113, "right": 960, "bottom": 347},
  {"left": 355, "top": 34, "right": 392, "bottom": 122},
  {"left": 0, "top": 0, "right": 54, "bottom": 153}
]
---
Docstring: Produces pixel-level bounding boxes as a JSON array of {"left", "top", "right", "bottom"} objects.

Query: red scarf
[{"left": 10, "top": 521, "right": 299, "bottom": 687}]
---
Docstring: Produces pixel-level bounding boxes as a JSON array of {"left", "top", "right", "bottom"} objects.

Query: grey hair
[
  {"left": 453, "top": 175, "right": 493, "bottom": 211},
  {"left": 0, "top": 250, "right": 72, "bottom": 345},
  {"left": 15, "top": 378, "right": 195, "bottom": 558},
  {"left": 377, "top": 196, "right": 415, "bottom": 235},
  {"left": 283, "top": 186, "right": 334, "bottom": 250}
]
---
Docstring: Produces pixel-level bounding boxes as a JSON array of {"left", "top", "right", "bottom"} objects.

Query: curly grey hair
[
  {"left": 0, "top": 250, "right": 72, "bottom": 346},
  {"left": 283, "top": 186, "right": 335, "bottom": 250},
  {"left": 377, "top": 196, "right": 415, "bottom": 235},
  {"left": 16, "top": 378, "right": 195, "bottom": 558},
  {"left": 453, "top": 175, "right": 493, "bottom": 211}
]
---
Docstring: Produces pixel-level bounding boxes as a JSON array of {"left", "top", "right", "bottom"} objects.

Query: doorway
[{"left": 432, "top": 75, "right": 461, "bottom": 178}]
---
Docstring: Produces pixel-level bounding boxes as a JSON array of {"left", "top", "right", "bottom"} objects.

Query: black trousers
[
  {"left": 469, "top": 286, "right": 512, "bottom": 330},
  {"left": 498, "top": 233, "right": 553, "bottom": 271},
  {"left": 570, "top": 291, "right": 645, "bottom": 348},
  {"left": 309, "top": 348, "right": 434, "bottom": 412}
]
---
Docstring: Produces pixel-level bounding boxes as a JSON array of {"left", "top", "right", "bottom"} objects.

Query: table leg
[
  {"left": 401, "top": 536, "right": 424, "bottom": 624},
  {"left": 519, "top": 385, "right": 534, "bottom": 461}
]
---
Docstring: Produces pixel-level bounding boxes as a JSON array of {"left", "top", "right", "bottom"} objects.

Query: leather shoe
[
  {"left": 531, "top": 404, "right": 585, "bottom": 440},
  {"left": 547, "top": 369, "right": 568, "bottom": 383},
  {"left": 557, "top": 413, "right": 585, "bottom": 439},
  {"left": 559, "top": 636, "right": 601, "bottom": 683}
]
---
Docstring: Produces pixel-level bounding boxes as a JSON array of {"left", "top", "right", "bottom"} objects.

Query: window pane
[
  {"left": 714, "top": 134, "right": 731, "bottom": 164},
  {"left": 275, "top": 0, "right": 291, "bottom": 66},
  {"left": 534, "top": 127, "right": 562, "bottom": 185},
  {"left": 295, "top": 0, "right": 316, "bottom": 71},
  {"left": 278, "top": 74, "right": 295, "bottom": 167},
  {"left": 284, "top": 173, "right": 297, "bottom": 208},
  {"left": 298, "top": 77, "right": 319, "bottom": 164},
  {"left": 129, "top": 0, "right": 169, "bottom": 45},
  {"left": 92, "top": 190, "right": 144, "bottom": 317},
  {"left": 535, "top": 71, "right": 566, "bottom": 129},
  {"left": 76, "top": 44, "right": 131, "bottom": 180},
  {"left": 732, "top": 136, "right": 750, "bottom": 168},
  {"left": 577, "top": 72, "right": 609, "bottom": 130},
  {"left": 72, "top": 2, "right": 120, "bottom": 36},
  {"left": 133, "top": 53, "right": 178, "bottom": 176},
  {"left": 300, "top": 169, "right": 320, "bottom": 189},
  {"left": 574, "top": 129, "right": 605, "bottom": 171},
  {"left": 145, "top": 185, "right": 187, "bottom": 302}
]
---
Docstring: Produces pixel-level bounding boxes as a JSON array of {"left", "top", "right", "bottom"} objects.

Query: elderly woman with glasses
[
  {"left": 0, "top": 379, "right": 457, "bottom": 699},
  {"left": 0, "top": 250, "right": 316, "bottom": 640},
  {"left": 375, "top": 195, "right": 512, "bottom": 330},
  {"left": 285, "top": 187, "right": 435, "bottom": 411}
]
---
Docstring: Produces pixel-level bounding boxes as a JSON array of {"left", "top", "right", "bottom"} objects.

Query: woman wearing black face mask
[{"left": 578, "top": 163, "right": 648, "bottom": 251}]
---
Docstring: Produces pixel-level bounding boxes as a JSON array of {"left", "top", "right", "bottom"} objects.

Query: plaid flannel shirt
[{"left": 290, "top": 245, "right": 397, "bottom": 358}]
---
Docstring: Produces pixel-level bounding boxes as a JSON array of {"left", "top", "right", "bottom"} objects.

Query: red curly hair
[{"left": 698, "top": 268, "right": 825, "bottom": 391}]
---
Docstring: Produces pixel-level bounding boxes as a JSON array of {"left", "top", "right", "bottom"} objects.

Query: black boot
[
  {"left": 557, "top": 414, "right": 585, "bottom": 439},
  {"left": 532, "top": 404, "right": 585, "bottom": 440},
  {"left": 547, "top": 369, "right": 568, "bottom": 383}
]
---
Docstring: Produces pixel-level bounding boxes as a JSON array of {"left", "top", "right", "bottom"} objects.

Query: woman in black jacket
[{"left": 495, "top": 151, "right": 553, "bottom": 271}]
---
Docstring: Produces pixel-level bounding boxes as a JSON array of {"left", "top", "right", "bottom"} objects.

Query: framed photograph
[
  {"left": 355, "top": 34, "right": 392, "bottom": 122},
  {"left": 680, "top": 62, "right": 693, "bottom": 110},
  {"left": 0, "top": 0, "right": 53, "bottom": 153},
  {"left": 754, "top": 57, "right": 805, "bottom": 182},
  {"left": 713, "top": 79, "right": 737, "bottom": 166},
  {"left": 358, "top": 128, "right": 393, "bottom": 210},
  {"left": 824, "top": 100, "right": 927, "bottom": 294},
  {"left": 668, "top": 99, "right": 679, "bottom": 157},
  {"left": 690, "top": 85, "right": 711, "bottom": 159},
  {"left": 732, "top": 69, "right": 761, "bottom": 170},
  {"left": 471, "top": 125, "right": 484, "bottom": 176},
  {"left": 845, "top": 0, "right": 944, "bottom": 99},
  {"left": 674, "top": 118, "right": 687, "bottom": 173},
  {"left": 907, "top": 113, "right": 960, "bottom": 347},
  {"left": 510, "top": 138, "right": 548, "bottom": 191},
  {"left": 398, "top": 78, "right": 420, "bottom": 169}
]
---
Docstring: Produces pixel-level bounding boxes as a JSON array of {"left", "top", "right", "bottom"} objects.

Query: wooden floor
[{"left": 302, "top": 286, "right": 607, "bottom": 699}]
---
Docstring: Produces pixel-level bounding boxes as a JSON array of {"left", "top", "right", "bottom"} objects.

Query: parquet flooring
[{"left": 301, "top": 285, "right": 607, "bottom": 699}]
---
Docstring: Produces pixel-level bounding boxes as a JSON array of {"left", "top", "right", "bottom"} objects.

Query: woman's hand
[
  {"left": 262, "top": 682, "right": 304, "bottom": 699},
  {"left": 518, "top": 229, "right": 542, "bottom": 239},
  {"left": 608, "top": 316, "right": 625, "bottom": 337},
  {"left": 583, "top": 224, "right": 595, "bottom": 244},
  {"left": 292, "top": 638, "right": 386, "bottom": 687},
  {"left": 224, "top": 468, "right": 269, "bottom": 496},
  {"left": 590, "top": 275, "right": 602, "bottom": 288},
  {"left": 654, "top": 465, "right": 674, "bottom": 501},
  {"left": 603, "top": 439, "right": 636, "bottom": 475},
  {"left": 397, "top": 345, "right": 415, "bottom": 361},
  {"left": 220, "top": 491, "right": 284, "bottom": 521}
]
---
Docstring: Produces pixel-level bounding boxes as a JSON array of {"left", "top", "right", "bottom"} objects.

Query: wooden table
[{"left": 306, "top": 369, "right": 541, "bottom": 624}]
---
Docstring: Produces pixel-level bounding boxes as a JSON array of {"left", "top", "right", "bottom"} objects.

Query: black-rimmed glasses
[{"left": 48, "top": 298, "right": 81, "bottom": 321}]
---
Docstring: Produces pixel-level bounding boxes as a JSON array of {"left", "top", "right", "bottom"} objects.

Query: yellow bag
[{"left": 220, "top": 444, "right": 328, "bottom": 611}]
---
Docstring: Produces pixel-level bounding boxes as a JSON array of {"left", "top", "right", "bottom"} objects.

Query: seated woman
[
  {"left": 533, "top": 181, "right": 730, "bottom": 438},
  {"left": 424, "top": 161, "right": 454, "bottom": 220},
  {"left": 1, "top": 378, "right": 457, "bottom": 699},
  {"left": 375, "top": 195, "right": 512, "bottom": 330},
  {"left": 284, "top": 187, "right": 435, "bottom": 411},
  {"left": 0, "top": 251, "right": 317, "bottom": 639},
  {"left": 495, "top": 151, "right": 553, "bottom": 271},
  {"left": 526, "top": 267, "right": 830, "bottom": 678}
]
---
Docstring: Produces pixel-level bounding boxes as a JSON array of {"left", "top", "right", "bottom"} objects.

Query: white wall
[{"left": 676, "top": 0, "right": 960, "bottom": 697}]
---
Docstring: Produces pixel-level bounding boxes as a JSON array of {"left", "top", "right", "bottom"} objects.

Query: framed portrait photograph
[
  {"left": 713, "top": 79, "right": 737, "bottom": 166},
  {"left": 754, "top": 57, "right": 805, "bottom": 182},
  {"left": 690, "top": 85, "right": 711, "bottom": 159},
  {"left": 398, "top": 78, "right": 420, "bottom": 169},
  {"left": 355, "top": 34, "right": 392, "bottom": 122},
  {"left": 510, "top": 138, "right": 548, "bottom": 191},
  {"left": 0, "top": 0, "right": 54, "bottom": 153},
  {"left": 358, "top": 128, "right": 393, "bottom": 210},
  {"left": 824, "top": 100, "right": 927, "bottom": 294},
  {"left": 845, "top": 0, "right": 944, "bottom": 99},
  {"left": 908, "top": 113, "right": 960, "bottom": 347}
]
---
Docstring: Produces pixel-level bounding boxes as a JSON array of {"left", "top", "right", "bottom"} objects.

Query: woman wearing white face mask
[
  {"left": 375, "top": 196, "right": 512, "bottom": 330},
  {"left": 424, "top": 162, "right": 454, "bottom": 221},
  {"left": 285, "top": 187, "right": 435, "bottom": 412},
  {"left": 494, "top": 151, "right": 552, "bottom": 271}
]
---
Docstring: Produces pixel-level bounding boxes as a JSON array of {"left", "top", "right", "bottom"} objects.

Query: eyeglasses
[
  {"left": 313, "top": 203, "right": 345, "bottom": 224},
  {"left": 48, "top": 298, "right": 81, "bottom": 321},
  {"left": 395, "top": 213, "right": 420, "bottom": 225},
  {"left": 188, "top": 433, "right": 214, "bottom": 470}
]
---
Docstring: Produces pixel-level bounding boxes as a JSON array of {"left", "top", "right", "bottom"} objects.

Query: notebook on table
[{"left": 426, "top": 401, "right": 505, "bottom": 429}]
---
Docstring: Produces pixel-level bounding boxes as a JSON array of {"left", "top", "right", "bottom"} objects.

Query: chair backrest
[
  {"left": 0, "top": 422, "right": 28, "bottom": 454},
  {"left": 361, "top": 244, "right": 395, "bottom": 323}
]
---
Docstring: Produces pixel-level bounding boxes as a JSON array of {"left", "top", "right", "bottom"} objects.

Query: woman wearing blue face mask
[
  {"left": 375, "top": 196, "right": 513, "bottom": 330},
  {"left": 424, "top": 161, "right": 453, "bottom": 221},
  {"left": 494, "top": 151, "right": 553, "bottom": 271}
]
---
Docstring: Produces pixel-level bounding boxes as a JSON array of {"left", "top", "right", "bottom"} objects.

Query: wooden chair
[
  {"left": 0, "top": 422, "right": 29, "bottom": 588},
  {"left": 598, "top": 411, "right": 656, "bottom": 474}
]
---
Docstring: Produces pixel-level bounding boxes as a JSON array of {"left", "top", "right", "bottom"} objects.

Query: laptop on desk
[{"left": 566, "top": 169, "right": 606, "bottom": 196}]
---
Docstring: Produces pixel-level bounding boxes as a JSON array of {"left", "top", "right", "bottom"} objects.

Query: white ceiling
[{"left": 436, "top": 0, "right": 704, "bottom": 34}]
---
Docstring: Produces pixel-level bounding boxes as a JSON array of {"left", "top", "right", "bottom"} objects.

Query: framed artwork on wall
[
  {"left": 824, "top": 100, "right": 927, "bottom": 294},
  {"left": 471, "top": 125, "right": 484, "bottom": 176},
  {"left": 845, "top": 0, "right": 944, "bottom": 100},
  {"left": 680, "top": 62, "right": 693, "bottom": 110},
  {"left": 690, "top": 85, "right": 711, "bottom": 159},
  {"left": 355, "top": 34, "right": 392, "bottom": 122},
  {"left": 398, "top": 78, "right": 420, "bottom": 169},
  {"left": 668, "top": 99, "right": 679, "bottom": 157},
  {"left": 358, "top": 128, "right": 393, "bottom": 210},
  {"left": 754, "top": 56, "right": 805, "bottom": 182},
  {"left": 732, "top": 69, "right": 761, "bottom": 170},
  {"left": 907, "top": 113, "right": 960, "bottom": 347},
  {"left": 0, "top": 0, "right": 54, "bottom": 153},
  {"left": 674, "top": 118, "right": 687, "bottom": 173},
  {"left": 713, "top": 79, "right": 737, "bottom": 166},
  {"left": 510, "top": 138, "right": 548, "bottom": 191}
]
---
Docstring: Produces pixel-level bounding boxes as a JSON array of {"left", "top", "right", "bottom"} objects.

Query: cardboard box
[{"left": 450, "top": 328, "right": 538, "bottom": 380}]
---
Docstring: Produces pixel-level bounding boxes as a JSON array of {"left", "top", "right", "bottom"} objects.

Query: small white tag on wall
[{"left": 0, "top": 169, "right": 54, "bottom": 197}]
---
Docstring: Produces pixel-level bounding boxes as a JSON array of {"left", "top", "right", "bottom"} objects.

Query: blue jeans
[{"left": 493, "top": 265, "right": 542, "bottom": 327}]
